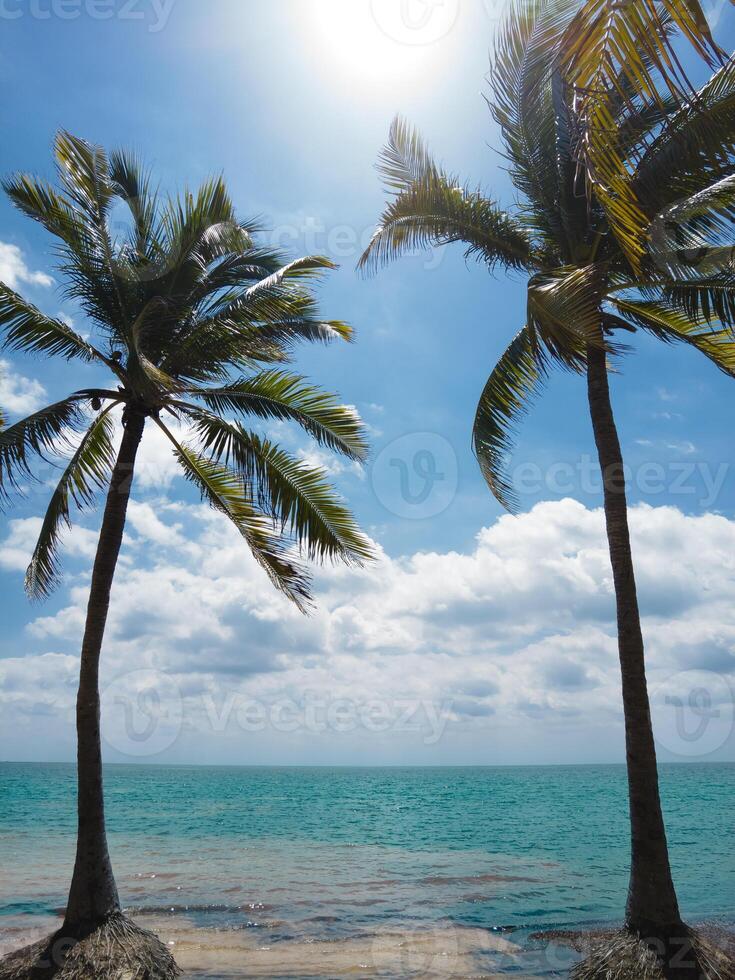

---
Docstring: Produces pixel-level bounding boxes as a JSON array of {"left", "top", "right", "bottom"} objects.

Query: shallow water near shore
[{"left": 1, "top": 763, "right": 733, "bottom": 977}]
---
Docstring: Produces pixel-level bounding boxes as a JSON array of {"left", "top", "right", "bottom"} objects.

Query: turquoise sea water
[{"left": 0, "top": 763, "right": 733, "bottom": 977}]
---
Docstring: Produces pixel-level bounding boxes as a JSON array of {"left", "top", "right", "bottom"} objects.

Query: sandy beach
[{"left": 0, "top": 915, "right": 544, "bottom": 978}]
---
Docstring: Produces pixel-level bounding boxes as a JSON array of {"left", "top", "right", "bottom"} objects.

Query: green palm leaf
[
  {"left": 559, "top": 0, "right": 725, "bottom": 272},
  {"left": 189, "top": 370, "right": 368, "bottom": 461},
  {"left": 244, "top": 256, "right": 338, "bottom": 297},
  {"left": 662, "top": 273, "right": 735, "bottom": 327},
  {"left": 527, "top": 264, "right": 604, "bottom": 366},
  {"left": 611, "top": 297, "right": 735, "bottom": 375},
  {"left": 0, "top": 395, "right": 89, "bottom": 499},
  {"left": 358, "top": 118, "right": 533, "bottom": 274},
  {"left": 26, "top": 408, "right": 117, "bottom": 600},
  {"left": 156, "top": 419, "right": 312, "bottom": 610},
  {"left": 489, "top": 0, "right": 582, "bottom": 255},
  {"left": 184, "top": 409, "right": 373, "bottom": 564},
  {"left": 636, "top": 56, "right": 735, "bottom": 216},
  {"left": 0, "top": 284, "right": 107, "bottom": 365},
  {"left": 473, "top": 326, "right": 549, "bottom": 512}
]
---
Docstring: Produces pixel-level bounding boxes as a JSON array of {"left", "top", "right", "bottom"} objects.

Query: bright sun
[{"left": 311, "top": 0, "right": 448, "bottom": 86}]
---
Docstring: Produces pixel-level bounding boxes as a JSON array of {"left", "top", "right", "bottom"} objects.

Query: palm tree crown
[
  {"left": 0, "top": 131, "right": 374, "bottom": 609},
  {"left": 360, "top": 1, "right": 735, "bottom": 510}
]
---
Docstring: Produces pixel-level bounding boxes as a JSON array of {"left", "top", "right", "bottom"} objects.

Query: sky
[{"left": 1, "top": 0, "right": 734, "bottom": 767}]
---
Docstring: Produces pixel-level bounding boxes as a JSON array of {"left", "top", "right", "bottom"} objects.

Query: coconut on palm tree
[
  {"left": 0, "top": 132, "right": 373, "bottom": 979},
  {"left": 360, "top": 2, "right": 735, "bottom": 976}
]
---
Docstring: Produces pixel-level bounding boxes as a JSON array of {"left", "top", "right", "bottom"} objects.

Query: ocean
[{"left": 0, "top": 762, "right": 733, "bottom": 977}]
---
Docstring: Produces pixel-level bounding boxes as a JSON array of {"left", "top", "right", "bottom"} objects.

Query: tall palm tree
[
  {"left": 360, "top": 2, "right": 735, "bottom": 975},
  {"left": 0, "top": 132, "right": 372, "bottom": 978}
]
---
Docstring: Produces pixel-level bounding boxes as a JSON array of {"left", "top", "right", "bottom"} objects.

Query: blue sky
[{"left": 1, "top": 0, "right": 734, "bottom": 766}]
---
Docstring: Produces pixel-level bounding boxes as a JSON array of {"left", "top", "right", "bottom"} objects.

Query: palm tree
[
  {"left": 557, "top": 0, "right": 726, "bottom": 277},
  {"left": 360, "top": 2, "right": 735, "bottom": 975},
  {"left": 0, "top": 132, "right": 373, "bottom": 979}
]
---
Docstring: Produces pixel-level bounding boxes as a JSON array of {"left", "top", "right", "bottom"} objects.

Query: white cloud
[
  {"left": 0, "top": 242, "right": 53, "bottom": 290},
  {"left": 0, "top": 517, "right": 98, "bottom": 574},
  {"left": 666, "top": 440, "right": 697, "bottom": 455},
  {"left": 0, "top": 359, "right": 47, "bottom": 415},
  {"left": 297, "top": 446, "right": 365, "bottom": 481},
  {"left": 133, "top": 417, "right": 195, "bottom": 489},
  {"left": 2, "top": 499, "right": 734, "bottom": 764}
]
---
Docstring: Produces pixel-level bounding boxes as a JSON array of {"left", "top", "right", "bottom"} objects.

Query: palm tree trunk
[
  {"left": 586, "top": 338, "right": 682, "bottom": 937},
  {"left": 63, "top": 409, "right": 146, "bottom": 933}
]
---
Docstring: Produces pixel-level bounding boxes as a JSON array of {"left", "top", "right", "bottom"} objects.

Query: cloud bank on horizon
[{"left": 2, "top": 488, "right": 734, "bottom": 766}]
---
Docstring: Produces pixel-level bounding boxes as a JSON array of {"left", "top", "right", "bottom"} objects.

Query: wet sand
[
  {"left": 1, "top": 915, "right": 536, "bottom": 978},
  {"left": 153, "top": 916, "right": 529, "bottom": 977}
]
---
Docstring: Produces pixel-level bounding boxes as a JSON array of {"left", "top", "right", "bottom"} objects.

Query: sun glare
[{"left": 311, "top": 0, "right": 445, "bottom": 86}]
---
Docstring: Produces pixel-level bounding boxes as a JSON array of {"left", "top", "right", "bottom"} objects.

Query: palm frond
[
  {"left": 160, "top": 288, "right": 353, "bottom": 382},
  {"left": 473, "top": 326, "right": 550, "bottom": 512},
  {"left": 657, "top": 272, "right": 735, "bottom": 326},
  {"left": 636, "top": 56, "right": 735, "bottom": 217},
  {"left": 184, "top": 409, "right": 373, "bottom": 564},
  {"left": 0, "top": 284, "right": 107, "bottom": 365},
  {"left": 559, "top": 0, "right": 725, "bottom": 272},
  {"left": 359, "top": 118, "right": 534, "bottom": 275},
  {"left": 156, "top": 418, "right": 312, "bottom": 611},
  {"left": 1, "top": 172, "right": 91, "bottom": 249},
  {"left": 648, "top": 173, "right": 735, "bottom": 280},
  {"left": 527, "top": 264, "right": 604, "bottom": 366},
  {"left": 189, "top": 370, "right": 369, "bottom": 461},
  {"left": 25, "top": 407, "right": 117, "bottom": 599},
  {"left": 244, "top": 256, "right": 337, "bottom": 298},
  {"left": 54, "top": 130, "right": 114, "bottom": 224},
  {"left": 109, "top": 148, "right": 163, "bottom": 263},
  {"left": 489, "top": 0, "right": 583, "bottom": 256},
  {"left": 611, "top": 297, "right": 735, "bottom": 374},
  {"left": 0, "top": 395, "right": 89, "bottom": 501}
]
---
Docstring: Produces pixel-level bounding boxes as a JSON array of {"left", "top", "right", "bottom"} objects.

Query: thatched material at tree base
[
  {"left": 0, "top": 913, "right": 180, "bottom": 980},
  {"left": 534, "top": 924, "right": 735, "bottom": 980}
]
